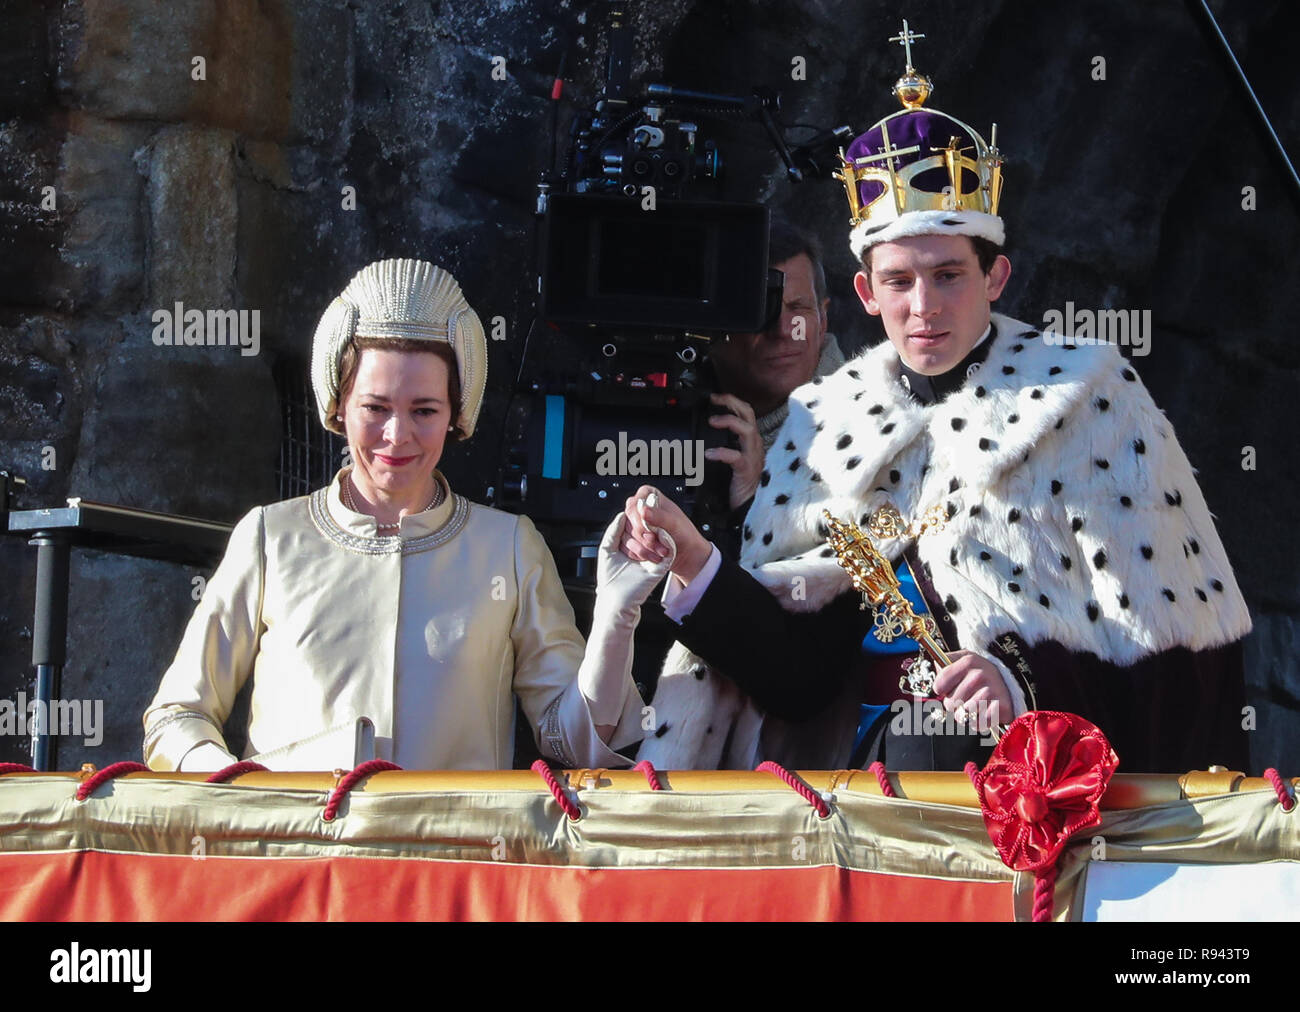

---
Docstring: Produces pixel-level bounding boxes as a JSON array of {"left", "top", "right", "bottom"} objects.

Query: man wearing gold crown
[{"left": 624, "top": 23, "right": 1252, "bottom": 774}]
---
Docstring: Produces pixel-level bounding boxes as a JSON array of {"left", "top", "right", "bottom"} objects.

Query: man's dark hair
[
  {"left": 860, "top": 235, "right": 1003, "bottom": 276},
  {"left": 769, "top": 218, "right": 828, "bottom": 302}
]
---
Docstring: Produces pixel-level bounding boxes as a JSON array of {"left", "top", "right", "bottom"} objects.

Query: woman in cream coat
[{"left": 144, "top": 259, "right": 670, "bottom": 771}]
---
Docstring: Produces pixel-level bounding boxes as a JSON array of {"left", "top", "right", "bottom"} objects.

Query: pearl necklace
[{"left": 343, "top": 475, "right": 443, "bottom": 531}]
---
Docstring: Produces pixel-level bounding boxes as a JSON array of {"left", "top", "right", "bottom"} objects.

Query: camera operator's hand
[
  {"left": 621, "top": 486, "right": 714, "bottom": 584},
  {"left": 704, "top": 392, "right": 763, "bottom": 511}
]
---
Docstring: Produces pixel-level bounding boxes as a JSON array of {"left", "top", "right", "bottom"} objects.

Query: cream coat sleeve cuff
[
  {"left": 177, "top": 739, "right": 239, "bottom": 773},
  {"left": 545, "top": 676, "right": 645, "bottom": 769},
  {"left": 142, "top": 707, "right": 230, "bottom": 772}
]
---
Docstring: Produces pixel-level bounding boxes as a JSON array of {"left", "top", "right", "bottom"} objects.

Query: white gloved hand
[
  {"left": 579, "top": 507, "right": 677, "bottom": 725},
  {"left": 596, "top": 508, "right": 677, "bottom": 615}
]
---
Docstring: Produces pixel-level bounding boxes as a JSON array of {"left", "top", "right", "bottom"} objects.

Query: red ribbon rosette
[{"left": 968, "top": 711, "right": 1118, "bottom": 920}]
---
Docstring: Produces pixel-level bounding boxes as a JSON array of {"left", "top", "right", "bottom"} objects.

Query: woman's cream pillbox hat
[{"left": 311, "top": 258, "right": 488, "bottom": 439}]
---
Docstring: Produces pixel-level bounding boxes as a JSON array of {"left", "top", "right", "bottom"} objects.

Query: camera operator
[
  {"left": 618, "top": 221, "right": 844, "bottom": 766},
  {"left": 702, "top": 219, "right": 845, "bottom": 556}
]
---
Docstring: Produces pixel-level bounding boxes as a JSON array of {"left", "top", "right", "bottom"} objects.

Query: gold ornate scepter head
[
  {"left": 822, "top": 508, "right": 952, "bottom": 697},
  {"left": 822, "top": 508, "right": 1009, "bottom": 739}
]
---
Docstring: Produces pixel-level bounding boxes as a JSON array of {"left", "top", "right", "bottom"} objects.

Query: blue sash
[
  {"left": 850, "top": 557, "right": 934, "bottom": 763},
  {"left": 859, "top": 557, "right": 927, "bottom": 655}
]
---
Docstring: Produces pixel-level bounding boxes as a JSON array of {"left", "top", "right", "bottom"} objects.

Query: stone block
[
  {"left": 51, "top": 114, "right": 151, "bottom": 312},
  {"left": 0, "top": 119, "right": 63, "bottom": 310},
  {"left": 233, "top": 169, "right": 362, "bottom": 356},
  {"left": 66, "top": 316, "right": 279, "bottom": 521},
  {"left": 0, "top": 313, "right": 93, "bottom": 519},
  {"left": 284, "top": 0, "right": 354, "bottom": 148},
  {"left": 0, "top": 2, "right": 54, "bottom": 117},
  {"left": 145, "top": 124, "right": 237, "bottom": 307},
  {"left": 0, "top": 315, "right": 80, "bottom": 441},
  {"left": 61, "top": 0, "right": 293, "bottom": 138}
]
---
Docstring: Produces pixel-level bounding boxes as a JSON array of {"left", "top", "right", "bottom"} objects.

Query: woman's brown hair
[{"left": 335, "top": 337, "right": 462, "bottom": 436}]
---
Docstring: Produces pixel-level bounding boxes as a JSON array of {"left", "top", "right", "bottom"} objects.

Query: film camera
[{"left": 495, "top": 2, "right": 849, "bottom": 582}]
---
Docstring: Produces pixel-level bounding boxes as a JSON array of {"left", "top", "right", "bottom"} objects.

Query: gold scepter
[
  {"left": 822, "top": 508, "right": 949, "bottom": 696},
  {"left": 822, "top": 508, "right": 1007, "bottom": 738}
]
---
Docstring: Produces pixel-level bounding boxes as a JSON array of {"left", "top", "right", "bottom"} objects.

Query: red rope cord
[
  {"left": 633, "top": 759, "right": 665, "bottom": 791},
  {"left": 756, "top": 760, "right": 830, "bottom": 818},
  {"left": 1032, "top": 865, "right": 1059, "bottom": 923},
  {"left": 869, "top": 761, "right": 898, "bottom": 798},
  {"left": 1263, "top": 768, "right": 1296, "bottom": 812},
  {"left": 205, "top": 761, "right": 269, "bottom": 784},
  {"left": 531, "top": 759, "right": 581, "bottom": 819},
  {"left": 0, "top": 763, "right": 35, "bottom": 776},
  {"left": 321, "top": 759, "right": 402, "bottom": 822},
  {"left": 968, "top": 759, "right": 1059, "bottom": 923},
  {"left": 75, "top": 761, "right": 150, "bottom": 800}
]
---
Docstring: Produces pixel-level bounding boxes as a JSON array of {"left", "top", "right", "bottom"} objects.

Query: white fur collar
[{"left": 736, "top": 312, "right": 1251, "bottom": 664}]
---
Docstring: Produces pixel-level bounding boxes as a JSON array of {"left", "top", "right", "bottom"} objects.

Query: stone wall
[{"left": 1, "top": 0, "right": 1297, "bottom": 774}]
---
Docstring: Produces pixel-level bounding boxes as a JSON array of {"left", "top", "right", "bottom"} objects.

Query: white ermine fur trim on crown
[
  {"left": 311, "top": 259, "right": 489, "bottom": 439},
  {"left": 850, "top": 209, "right": 1005, "bottom": 260}
]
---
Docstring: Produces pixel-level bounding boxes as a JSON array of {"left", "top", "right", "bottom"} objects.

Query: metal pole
[
  {"left": 29, "top": 533, "right": 70, "bottom": 771},
  {"left": 1193, "top": 0, "right": 1300, "bottom": 202}
]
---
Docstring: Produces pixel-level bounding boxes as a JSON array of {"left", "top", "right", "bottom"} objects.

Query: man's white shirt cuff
[{"left": 661, "top": 544, "right": 722, "bottom": 623}]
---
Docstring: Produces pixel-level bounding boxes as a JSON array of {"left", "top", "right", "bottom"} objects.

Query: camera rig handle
[{"left": 644, "top": 83, "right": 802, "bottom": 183}]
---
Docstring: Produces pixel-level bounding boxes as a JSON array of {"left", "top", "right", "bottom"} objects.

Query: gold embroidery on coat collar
[{"left": 308, "top": 487, "right": 470, "bottom": 555}]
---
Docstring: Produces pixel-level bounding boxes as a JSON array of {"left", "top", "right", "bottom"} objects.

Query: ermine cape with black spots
[{"left": 637, "top": 313, "right": 1251, "bottom": 770}]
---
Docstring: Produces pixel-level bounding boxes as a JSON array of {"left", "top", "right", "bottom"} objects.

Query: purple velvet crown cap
[{"left": 845, "top": 109, "right": 983, "bottom": 208}]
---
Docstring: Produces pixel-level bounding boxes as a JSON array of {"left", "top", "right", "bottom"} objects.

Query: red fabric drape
[{"left": 0, "top": 851, "right": 1012, "bottom": 921}]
